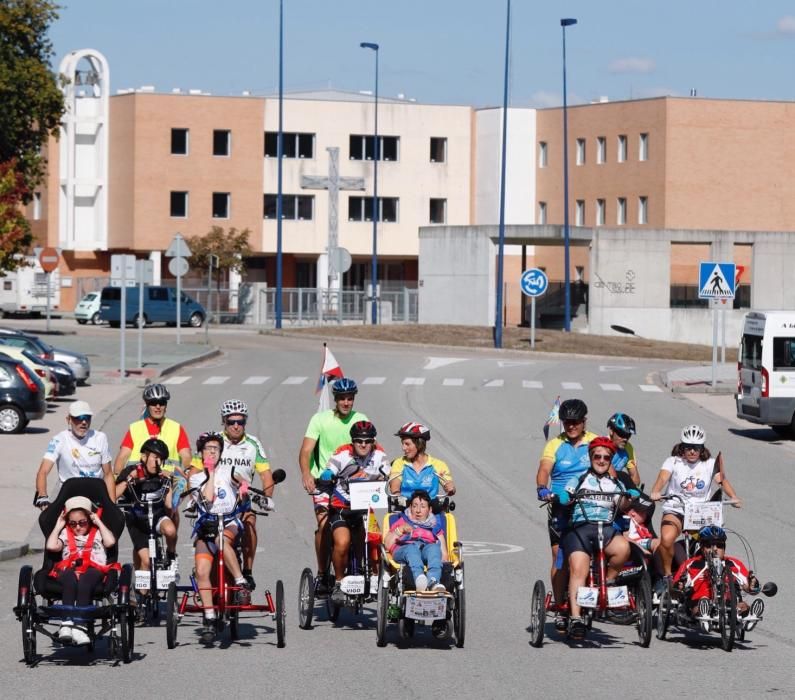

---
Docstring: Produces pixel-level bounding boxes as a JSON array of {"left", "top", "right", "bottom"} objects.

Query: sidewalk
[{"left": 661, "top": 362, "right": 736, "bottom": 394}]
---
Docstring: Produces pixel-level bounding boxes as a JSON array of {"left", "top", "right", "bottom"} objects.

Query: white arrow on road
[
  {"left": 424, "top": 357, "right": 468, "bottom": 370},
  {"left": 497, "top": 360, "right": 535, "bottom": 368},
  {"left": 599, "top": 365, "right": 635, "bottom": 372}
]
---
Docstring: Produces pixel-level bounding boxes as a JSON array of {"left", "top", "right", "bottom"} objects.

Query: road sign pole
[
  {"left": 176, "top": 267, "right": 182, "bottom": 345},
  {"left": 711, "top": 308, "right": 718, "bottom": 387},
  {"left": 531, "top": 297, "right": 536, "bottom": 349},
  {"left": 137, "top": 275, "right": 144, "bottom": 369},
  {"left": 45, "top": 272, "right": 51, "bottom": 333},
  {"left": 120, "top": 264, "right": 126, "bottom": 379},
  {"left": 720, "top": 308, "right": 726, "bottom": 365}
]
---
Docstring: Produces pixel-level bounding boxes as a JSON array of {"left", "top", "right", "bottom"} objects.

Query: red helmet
[
  {"left": 395, "top": 422, "right": 431, "bottom": 440},
  {"left": 588, "top": 436, "right": 617, "bottom": 456}
]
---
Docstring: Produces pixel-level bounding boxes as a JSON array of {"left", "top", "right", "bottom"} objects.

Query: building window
[
  {"left": 617, "top": 134, "right": 627, "bottom": 163},
  {"left": 538, "top": 141, "right": 548, "bottom": 168},
  {"left": 575, "top": 266, "right": 585, "bottom": 282},
  {"left": 429, "top": 198, "right": 446, "bottom": 224},
  {"left": 33, "top": 192, "right": 42, "bottom": 220},
  {"left": 264, "top": 131, "right": 314, "bottom": 158},
  {"left": 263, "top": 194, "right": 314, "bottom": 220},
  {"left": 639, "top": 132, "right": 649, "bottom": 161},
  {"left": 538, "top": 201, "right": 547, "bottom": 224},
  {"left": 348, "top": 196, "right": 399, "bottom": 222},
  {"left": 617, "top": 197, "right": 627, "bottom": 225},
  {"left": 171, "top": 128, "right": 189, "bottom": 155},
  {"left": 575, "top": 200, "right": 585, "bottom": 226},
  {"left": 349, "top": 135, "right": 399, "bottom": 161},
  {"left": 596, "top": 136, "right": 606, "bottom": 164},
  {"left": 213, "top": 129, "right": 231, "bottom": 157},
  {"left": 430, "top": 137, "right": 447, "bottom": 163},
  {"left": 170, "top": 191, "right": 188, "bottom": 218},
  {"left": 596, "top": 198, "right": 605, "bottom": 226},
  {"left": 212, "top": 192, "right": 230, "bottom": 218},
  {"left": 638, "top": 196, "right": 648, "bottom": 224},
  {"left": 576, "top": 138, "right": 586, "bottom": 165}
]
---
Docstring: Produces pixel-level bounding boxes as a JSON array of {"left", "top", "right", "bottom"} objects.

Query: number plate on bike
[
  {"left": 156, "top": 569, "right": 177, "bottom": 589},
  {"left": 134, "top": 570, "right": 151, "bottom": 589},
  {"left": 684, "top": 501, "right": 723, "bottom": 530},
  {"left": 607, "top": 585, "right": 629, "bottom": 608},
  {"left": 340, "top": 575, "right": 365, "bottom": 596},
  {"left": 404, "top": 595, "right": 448, "bottom": 621},
  {"left": 576, "top": 586, "right": 600, "bottom": 608},
  {"left": 349, "top": 481, "right": 388, "bottom": 510}
]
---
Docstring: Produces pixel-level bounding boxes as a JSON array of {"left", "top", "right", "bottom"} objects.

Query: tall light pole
[
  {"left": 275, "top": 0, "right": 285, "bottom": 328},
  {"left": 560, "top": 17, "right": 577, "bottom": 332},
  {"left": 494, "top": 0, "right": 510, "bottom": 349},
  {"left": 360, "top": 41, "right": 379, "bottom": 325}
]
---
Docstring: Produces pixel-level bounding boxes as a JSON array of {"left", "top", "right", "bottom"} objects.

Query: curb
[
  {"left": 0, "top": 542, "right": 29, "bottom": 562},
  {"left": 157, "top": 346, "right": 222, "bottom": 378}
]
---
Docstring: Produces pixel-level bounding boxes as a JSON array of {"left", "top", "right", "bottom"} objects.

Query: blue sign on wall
[{"left": 520, "top": 268, "right": 549, "bottom": 298}]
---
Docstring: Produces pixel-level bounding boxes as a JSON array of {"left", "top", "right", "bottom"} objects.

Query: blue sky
[{"left": 50, "top": 1, "right": 795, "bottom": 107}]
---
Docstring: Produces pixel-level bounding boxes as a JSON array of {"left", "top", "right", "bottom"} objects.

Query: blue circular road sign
[{"left": 520, "top": 268, "right": 548, "bottom": 297}]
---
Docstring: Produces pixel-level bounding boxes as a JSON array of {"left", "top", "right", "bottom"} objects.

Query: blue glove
[
  {"left": 171, "top": 476, "right": 186, "bottom": 509},
  {"left": 557, "top": 491, "right": 571, "bottom": 506},
  {"left": 627, "top": 488, "right": 641, "bottom": 498},
  {"left": 319, "top": 469, "right": 334, "bottom": 481},
  {"left": 536, "top": 486, "right": 552, "bottom": 501}
]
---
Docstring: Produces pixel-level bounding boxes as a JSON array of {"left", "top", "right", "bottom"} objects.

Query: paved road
[{"left": 2, "top": 334, "right": 793, "bottom": 697}]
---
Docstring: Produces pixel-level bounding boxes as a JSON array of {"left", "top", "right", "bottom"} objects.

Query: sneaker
[
  {"left": 370, "top": 574, "right": 380, "bottom": 594},
  {"left": 235, "top": 581, "right": 252, "bottom": 605},
  {"left": 70, "top": 626, "right": 90, "bottom": 646},
  {"left": 414, "top": 574, "right": 428, "bottom": 592},
  {"left": 654, "top": 575, "right": 672, "bottom": 596},
  {"left": 200, "top": 616, "right": 216, "bottom": 644},
  {"left": 242, "top": 569, "right": 256, "bottom": 591},
  {"left": 315, "top": 572, "right": 331, "bottom": 596},
  {"left": 57, "top": 620, "right": 74, "bottom": 642},
  {"left": 554, "top": 613, "right": 569, "bottom": 632},
  {"left": 429, "top": 579, "right": 446, "bottom": 593},
  {"left": 331, "top": 582, "right": 346, "bottom": 606},
  {"left": 568, "top": 617, "right": 587, "bottom": 640},
  {"left": 696, "top": 598, "right": 711, "bottom": 633}
]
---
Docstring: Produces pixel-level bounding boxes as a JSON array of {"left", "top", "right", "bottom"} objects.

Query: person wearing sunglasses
[
  {"left": 35, "top": 401, "right": 114, "bottom": 509},
  {"left": 44, "top": 496, "right": 117, "bottom": 645},
  {"left": 607, "top": 412, "right": 640, "bottom": 487},
  {"left": 650, "top": 424, "right": 742, "bottom": 587},
  {"left": 317, "top": 420, "right": 389, "bottom": 605}
]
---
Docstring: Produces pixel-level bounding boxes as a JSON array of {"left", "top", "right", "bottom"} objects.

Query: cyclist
[
  {"left": 535, "top": 398, "right": 597, "bottom": 631},
  {"left": 650, "top": 424, "right": 742, "bottom": 588},
  {"left": 298, "top": 377, "right": 368, "bottom": 594},
  {"left": 35, "top": 401, "right": 114, "bottom": 508},
  {"left": 115, "top": 438, "right": 178, "bottom": 597},
  {"left": 388, "top": 422, "right": 456, "bottom": 498},
  {"left": 317, "top": 420, "right": 390, "bottom": 605},
  {"left": 607, "top": 412, "right": 640, "bottom": 487},
  {"left": 555, "top": 436, "right": 634, "bottom": 640}
]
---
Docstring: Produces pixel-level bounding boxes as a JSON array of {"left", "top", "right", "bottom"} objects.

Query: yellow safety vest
[{"left": 128, "top": 418, "right": 183, "bottom": 473}]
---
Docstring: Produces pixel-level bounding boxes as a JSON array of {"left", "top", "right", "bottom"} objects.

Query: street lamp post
[
  {"left": 275, "top": 0, "right": 285, "bottom": 328},
  {"left": 561, "top": 17, "right": 577, "bottom": 333},
  {"left": 360, "top": 41, "right": 379, "bottom": 325}
]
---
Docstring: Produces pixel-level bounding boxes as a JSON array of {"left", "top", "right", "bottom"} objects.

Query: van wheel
[
  {"left": 188, "top": 312, "right": 204, "bottom": 328},
  {"left": 77, "top": 319, "right": 87, "bottom": 325},
  {"left": 109, "top": 322, "right": 120, "bottom": 329},
  {"left": 91, "top": 312, "right": 100, "bottom": 325},
  {"left": 133, "top": 313, "right": 148, "bottom": 328}
]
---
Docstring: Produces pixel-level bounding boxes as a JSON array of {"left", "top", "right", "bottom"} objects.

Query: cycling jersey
[
  {"left": 541, "top": 431, "right": 598, "bottom": 490},
  {"left": 191, "top": 433, "right": 270, "bottom": 483},
  {"left": 558, "top": 470, "right": 627, "bottom": 524},
  {"left": 388, "top": 455, "right": 452, "bottom": 499},
  {"left": 660, "top": 456, "right": 716, "bottom": 516},
  {"left": 612, "top": 442, "right": 637, "bottom": 473},
  {"left": 674, "top": 555, "right": 749, "bottom": 600},
  {"left": 324, "top": 443, "right": 390, "bottom": 507},
  {"left": 304, "top": 409, "right": 369, "bottom": 477},
  {"left": 43, "top": 428, "right": 112, "bottom": 481},
  {"left": 189, "top": 466, "right": 241, "bottom": 517}
]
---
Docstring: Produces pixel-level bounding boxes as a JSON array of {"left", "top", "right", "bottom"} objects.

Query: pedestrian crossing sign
[{"left": 698, "top": 261, "right": 736, "bottom": 299}]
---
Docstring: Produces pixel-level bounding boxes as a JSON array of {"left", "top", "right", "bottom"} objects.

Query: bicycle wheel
[
  {"left": 635, "top": 572, "right": 653, "bottom": 648},
  {"left": 719, "top": 570, "right": 737, "bottom": 652},
  {"left": 165, "top": 582, "right": 178, "bottom": 649},
  {"left": 454, "top": 568, "right": 466, "bottom": 648},
  {"left": 275, "top": 580, "right": 286, "bottom": 648},
  {"left": 229, "top": 609, "right": 239, "bottom": 641},
  {"left": 376, "top": 574, "right": 388, "bottom": 647},
  {"left": 120, "top": 608, "right": 135, "bottom": 663},
  {"left": 298, "top": 568, "right": 314, "bottom": 630},
  {"left": 656, "top": 587, "right": 671, "bottom": 640},
  {"left": 529, "top": 579, "right": 545, "bottom": 648}
]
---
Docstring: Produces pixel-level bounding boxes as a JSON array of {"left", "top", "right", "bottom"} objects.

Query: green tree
[
  {"left": 187, "top": 226, "right": 252, "bottom": 284},
  {"left": 0, "top": 159, "right": 34, "bottom": 272}
]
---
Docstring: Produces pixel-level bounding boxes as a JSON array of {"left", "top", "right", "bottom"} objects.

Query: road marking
[
  {"left": 203, "top": 376, "right": 229, "bottom": 385},
  {"left": 283, "top": 376, "right": 308, "bottom": 385},
  {"left": 443, "top": 378, "right": 465, "bottom": 386},
  {"left": 523, "top": 380, "right": 544, "bottom": 389},
  {"left": 498, "top": 360, "right": 535, "bottom": 367},
  {"left": 243, "top": 376, "right": 270, "bottom": 384},
  {"left": 561, "top": 381, "right": 583, "bottom": 390},
  {"left": 599, "top": 365, "right": 635, "bottom": 372},
  {"left": 424, "top": 357, "right": 468, "bottom": 370},
  {"left": 639, "top": 384, "right": 663, "bottom": 392},
  {"left": 483, "top": 379, "right": 504, "bottom": 388},
  {"left": 362, "top": 376, "right": 386, "bottom": 385},
  {"left": 402, "top": 377, "right": 425, "bottom": 385},
  {"left": 163, "top": 376, "right": 190, "bottom": 384},
  {"left": 600, "top": 383, "right": 624, "bottom": 391},
  {"left": 461, "top": 541, "right": 524, "bottom": 556}
]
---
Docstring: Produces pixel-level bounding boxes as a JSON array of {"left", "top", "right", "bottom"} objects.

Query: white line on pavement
[
  {"left": 163, "top": 376, "right": 190, "bottom": 384},
  {"left": 484, "top": 379, "right": 504, "bottom": 387},
  {"left": 639, "top": 384, "right": 663, "bottom": 392},
  {"left": 600, "top": 383, "right": 624, "bottom": 391},
  {"left": 283, "top": 376, "right": 308, "bottom": 385},
  {"left": 242, "top": 376, "right": 270, "bottom": 384},
  {"left": 362, "top": 377, "right": 386, "bottom": 384},
  {"left": 443, "top": 378, "right": 465, "bottom": 386},
  {"left": 523, "top": 380, "right": 544, "bottom": 389},
  {"left": 203, "top": 376, "right": 229, "bottom": 384},
  {"left": 561, "top": 381, "right": 583, "bottom": 390},
  {"left": 402, "top": 377, "right": 425, "bottom": 385}
]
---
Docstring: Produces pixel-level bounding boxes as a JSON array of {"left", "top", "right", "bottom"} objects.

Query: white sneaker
[
  {"left": 415, "top": 574, "right": 428, "bottom": 592},
  {"left": 70, "top": 626, "right": 90, "bottom": 646},
  {"left": 429, "top": 579, "right": 446, "bottom": 592},
  {"left": 57, "top": 621, "right": 73, "bottom": 642},
  {"left": 370, "top": 574, "right": 380, "bottom": 593}
]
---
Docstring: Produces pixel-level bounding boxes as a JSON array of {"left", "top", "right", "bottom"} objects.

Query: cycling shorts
[
  {"left": 328, "top": 509, "right": 365, "bottom": 532},
  {"left": 547, "top": 503, "right": 571, "bottom": 546},
  {"left": 562, "top": 522, "right": 618, "bottom": 557},
  {"left": 125, "top": 511, "right": 170, "bottom": 552}
]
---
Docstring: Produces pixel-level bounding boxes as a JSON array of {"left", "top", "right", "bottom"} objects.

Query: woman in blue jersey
[{"left": 388, "top": 422, "right": 456, "bottom": 499}]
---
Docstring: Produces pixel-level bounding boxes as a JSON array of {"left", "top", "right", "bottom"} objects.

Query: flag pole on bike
[{"left": 316, "top": 343, "right": 344, "bottom": 413}]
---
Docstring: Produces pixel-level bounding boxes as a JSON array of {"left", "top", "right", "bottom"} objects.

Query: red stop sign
[{"left": 38, "top": 247, "right": 59, "bottom": 273}]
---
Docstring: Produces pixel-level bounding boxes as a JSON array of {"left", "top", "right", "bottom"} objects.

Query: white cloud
[
  {"left": 528, "top": 90, "right": 561, "bottom": 108},
  {"left": 777, "top": 16, "right": 795, "bottom": 34},
  {"left": 608, "top": 57, "right": 656, "bottom": 74}
]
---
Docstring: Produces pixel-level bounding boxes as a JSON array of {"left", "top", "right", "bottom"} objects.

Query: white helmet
[
  {"left": 221, "top": 399, "right": 248, "bottom": 418},
  {"left": 680, "top": 424, "right": 705, "bottom": 445}
]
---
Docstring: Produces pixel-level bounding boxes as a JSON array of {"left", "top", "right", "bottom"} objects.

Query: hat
[
  {"left": 64, "top": 496, "right": 94, "bottom": 514},
  {"left": 68, "top": 401, "right": 93, "bottom": 418}
]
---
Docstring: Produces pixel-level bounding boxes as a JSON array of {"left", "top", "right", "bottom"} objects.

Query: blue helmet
[
  {"left": 698, "top": 526, "right": 727, "bottom": 545},
  {"left": 331, "top": 377, "right": 358, "bottom": 396},
  {"left": 607, "top": 412, "right": 636, "bottom": 436}
]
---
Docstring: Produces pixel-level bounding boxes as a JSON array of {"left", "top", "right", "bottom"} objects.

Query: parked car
[
  {"left": 25, "top": 351, "right": 76, "bottom": 397},
  {"left": 0, "top": 345, "right": 55, "bottom": 398},
  {"left": 0, "top": 355, "right": 47, "bottom": 433},
  {"left": 99, "top": 285, "right": 206, "bottom": 328},
  {"left": 74, "top": 292, "right": 102, "bottom": 325},
  {"left": 0, "top": 328, "right": 90, "bottom": 385}
]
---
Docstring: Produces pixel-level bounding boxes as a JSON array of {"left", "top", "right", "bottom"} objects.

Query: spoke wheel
[
  {"left": 719, "top": 570, "right": 737, "bottom": 652},
  {"left": 376, "top": 574, "right": 388, "bottom": 647},
  {"left": 120, "top": 609, "right": 135, "bottom": 663},
  {"left": 635, "top": 572, "right": 653, "bottom": 648},
  {"left": 275, "top": 580, "right": 286, "bottom": 648},
  {"left": 656, "top": 587, "right": 671, "bottom": 640},
  {"left": 454, "top": 568, "right": 466, "bottom": 648},
  {"left": 21, "top": 607, "right": 36, "bottom": 665},
  {"left": 298, "top": 568, "right": 315, "bottom": 630},
  {"left": 529, "top": 579, "right": 546, "bottom": 648},
  {"left": 166, "top": 582, "right": 178, "bottom": 649},
  {"left": 398, "top": 616, "right": 414, "bottom": 640}
]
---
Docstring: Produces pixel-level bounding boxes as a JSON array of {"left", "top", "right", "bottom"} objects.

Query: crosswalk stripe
[
  {"left": 203, "top": 376, "right": 229, "bottom": 385},
  {"left": 600, "top": 383, "right": 624, "bottom": 391},
  {"left": 639, "top": 384, "right": 663, "bottom": 392},
  {"left": 484, "top": 379, "right": 504, "bottom": 388},
  {"left": 561, "top": 381, "right": 583, "bottom": 390},
  {"left": 443, "top": 378, "right": 465, "bottom": 386},
  {"left": 362, "top": 377, "right": 386, "bottom": 385},
  {"left": 523, "top": 380, "right": 543, "bottom": 389},
  {"left": 243, "top": 376, "right": 270, "bottom": 385},
  {"left": 163, "top": 376, "right": 190, "bottom": 385},
  {"left": 402, "top": 377, "right": 425, "bottom": 386},
  {"left": 283, "top": 376, "right": 308, "bottom": 385}
]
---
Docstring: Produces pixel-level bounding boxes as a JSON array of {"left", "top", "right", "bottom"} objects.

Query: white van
[{"left": 736, "top": 311, "right": 795, "bottom": 434}]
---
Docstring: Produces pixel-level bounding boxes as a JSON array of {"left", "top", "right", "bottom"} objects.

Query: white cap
[{"left": 68, "top": 400, "right": 93, "bottom": 418}]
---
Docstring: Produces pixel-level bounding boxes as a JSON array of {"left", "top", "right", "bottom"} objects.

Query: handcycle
[
  {"left": 165, "top": 468, "right": 286, "bottom": 648},
  {"left": 117, "top": 472, "right": 179, "bottom": 623},
  {"left": 654, "top": 494, "right": 777, "bottom": 651},
  {"left": 375, "top": 492, "right": 465, "bottom": 647},
  {"left": 13, "top": 477, "right": 136, "bottom": 665},
  {"left": 530, "top": 491, "right": 653, "bottom": 648},
  {"left": 298, "top": 478, "right": 384, "bottom": 629}
]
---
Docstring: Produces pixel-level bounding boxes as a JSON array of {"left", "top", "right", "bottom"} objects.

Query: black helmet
[
  {"left": 350, "top": 420, "right": 377, "bottom": 440},
  {"left": 140, "top": 437, "right": 169, "bottom": 462},
  {"left": 559, "top": 399, "right": 587, "bottom": 422},
  {"left": 607, "top": 412, "right": 636, "bottom": 436},
  {"left": 195, "top": 431, "right": 224, "bottom": 456},
  {"left": 698, "top": 526, "right": 727, "bottom": 546}
]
